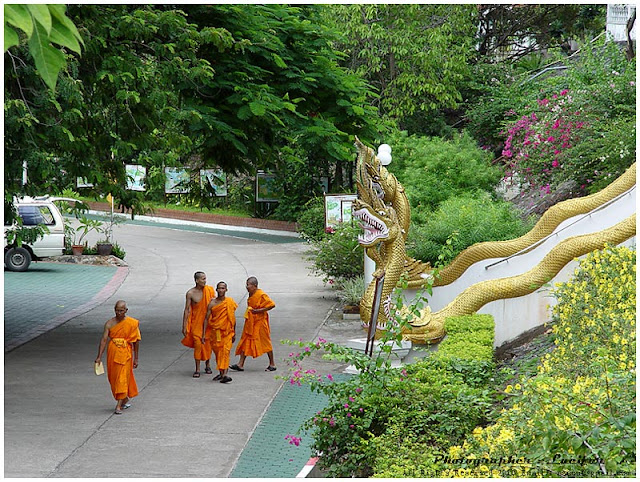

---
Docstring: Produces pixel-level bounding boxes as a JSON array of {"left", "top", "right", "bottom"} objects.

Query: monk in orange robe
[
  {"left": 181, "top": 271, "right": 215, "bottom": 377},
  {"left": 203, "top": 281, "right": 238, "bottom": 383},
  {"left": 95, "top": 300, "right": 141, "bottom": 414},
  {"left": 230, "top": 276, "right": 276, "bottom": 372}
]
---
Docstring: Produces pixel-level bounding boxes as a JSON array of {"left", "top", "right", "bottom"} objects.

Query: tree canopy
[{"left": 5, "top": 4, "right": 380, "bottom": 216}]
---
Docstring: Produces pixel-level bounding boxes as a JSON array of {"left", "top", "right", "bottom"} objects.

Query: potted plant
[
  {"left": 336, "top": 275, "right": 365, "bottom": 320},
  {"left": 67, "top": 216, "right": 104, "bottom": 255},
  {"left": 94, "top": 211, "right": 124, "bottom": 256}
]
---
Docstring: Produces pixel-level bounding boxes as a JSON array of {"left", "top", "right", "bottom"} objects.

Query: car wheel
[{"left": 5, "top": 247, "right": 32, "bottom": 272}]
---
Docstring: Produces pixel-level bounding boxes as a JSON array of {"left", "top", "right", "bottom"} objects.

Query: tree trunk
[{"left": 626, "top": 10, "right": 636, "bottom": 60}]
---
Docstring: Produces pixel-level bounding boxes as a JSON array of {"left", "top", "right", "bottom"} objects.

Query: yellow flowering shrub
[{"left": 438, "top": 245, "right": 636, "bottom": 477}]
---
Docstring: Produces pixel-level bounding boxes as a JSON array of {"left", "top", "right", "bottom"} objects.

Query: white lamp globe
[
  {"left": 377, "top": 150, "right": 392, "bottom": 166},
  {"left": 378, "top": 144, "right": 392, "bottom": 154}
]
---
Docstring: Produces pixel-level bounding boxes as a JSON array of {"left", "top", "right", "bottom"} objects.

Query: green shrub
[
  {"left": 296, "top": 196, "right": 326, "bottom": 242},
  {"left": 386, "top": 130, "right": 502, "bottom": 217},
  {"left": 111, "top": 241, "right": 126, "bottom": 260},
  {"left": 433, "top": 340, "right": 494, "bottom": 364},
  {"left": 335, "top": 275, "right": 365, "bottom": 305},
  {"left": 439, "top": 245, "right": 636, "bottom": 477},
  {"left": 307, "top": 222, "right": 363, "bottom": 282},
  {"left": 444, "top": 314, "right": 495, "bottom": 334},
  {"left": 407, "top": 192, "right": 535, "bottom": 265},
  {"left": 281, "top": 302, "right": 497, "bottom": 477}
]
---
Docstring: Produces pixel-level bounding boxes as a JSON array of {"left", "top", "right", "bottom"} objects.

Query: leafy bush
[
  {"left": 335, "top": 275, "right": 365, "bottom": 306},
  {"left": 439, "top": 245, "right": 636, "bottom": 477},
  {"left": 281, "top": 275, "right": 497, "bottom": 478},
  {"left": 562, "top": 115, "right": 636, "bottom": 194},
  {"left": 467, "top": 38, "right": 635, "bottom": 199},
  {"left": 111, "top": 241, "right": 126, "bottom": 260},
  {"left": 307, "top": 222, "right": 363, "bottom": 282},
  {"left": 407, "top": 192, "right": 535, "bottom": 265},
  {"left": 386, "top": 130, "right": 502, "bottom": 218},
  {"left": 296, "top": 196, "right": 326, "bottom": 242}
]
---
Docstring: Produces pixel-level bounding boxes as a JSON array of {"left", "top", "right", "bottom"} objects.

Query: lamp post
[{"left": 364, "top": 144, "right": 393, "bottom": 285}]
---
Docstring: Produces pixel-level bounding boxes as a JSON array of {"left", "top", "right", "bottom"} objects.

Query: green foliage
[
  {"left": 439, "top": 245, "right": 636, "bottom": 477},
  {"left": 466, "top": 38, "right": 635, "bottom": 198},
  {"left": 307, "top": 222, "right": 363, "bottom": 282},
  {"left": 281, "top": 267, "right": 497, "bottom": 478},
  {"left": 335, "top": 275, "right": 365, "bottom": 306},
  {"left": 296, "top": 197, "right": 326, "bottom": 243},
  {"left": 110, "top": 241, "right": 126, "bottom": 260},
  {"left": 5, "top": 4, "right": 380, "bottom": 218},
  {"left": 386, "top": 131, "right": 502, "bottom": 218},
  {"left": 322, "top": 4, "right": 478, "bottom": 131},
  {"left": 4, "top": 216, "right": 49, "bottom": 247},
  {"left": 407, "top": 192, "right": 535, "bottom": 266},
  {"left": 4, "top": 4, "right": 83, "bottom": 90}
]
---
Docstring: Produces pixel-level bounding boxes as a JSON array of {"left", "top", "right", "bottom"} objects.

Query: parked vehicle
[{"left": 4, "top": 196, "right": 79, "bottom": 271}]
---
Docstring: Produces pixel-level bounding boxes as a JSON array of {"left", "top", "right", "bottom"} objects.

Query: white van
[{"left": 4, "top": 196, "right": 78, "bottom": 271}]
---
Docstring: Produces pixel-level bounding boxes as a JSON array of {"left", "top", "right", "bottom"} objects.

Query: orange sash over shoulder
[
  {"left": 206, "top": 297, "right": 238, "bottom": 370},
  {"left": 107, "top": 316, "right": 141, "bottom": 400},
  {"left": 235, "top": 289, "right": 275, "bottom": 358},
  {"left": 181, "top": 285, "right": 215, "bottom": 359},
  {"left": 206, "top": 297, "right": 238, "bottom": 345}
]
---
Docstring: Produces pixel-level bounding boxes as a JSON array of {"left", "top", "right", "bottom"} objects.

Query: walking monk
[
  {"left": 230, "top": 276, "right": 277, "bottom": 372},
  {"left": 203, "top": 281, "right": 238, "bottom": 383},
  {"left": 182, "top": 271, "right": 215, "bottom": 377},
  {"left": 95, "top": 300, "right": 140, "bottom": 415}
]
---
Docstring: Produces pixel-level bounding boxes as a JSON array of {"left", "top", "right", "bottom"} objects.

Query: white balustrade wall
[{"left": 402, "top": 186, "right": 636, "bottom": 347}]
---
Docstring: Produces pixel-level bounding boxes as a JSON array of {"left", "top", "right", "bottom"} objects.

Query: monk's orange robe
[
  {"left": 181, "top": 285, "right": 215, "bottom": 360},
  {"left": 205, "top": 297, "right": 238, "bottom": 370},
  {"left": 235, "top": 289, "right": 275, "bottom": 358},
  {"left": 106, "top": 316, "right": 141, "bottom": 401}
]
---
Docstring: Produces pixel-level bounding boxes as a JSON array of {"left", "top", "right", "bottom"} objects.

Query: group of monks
[{"left": 95, "top": 273, "right": 276, "bottom": 415}]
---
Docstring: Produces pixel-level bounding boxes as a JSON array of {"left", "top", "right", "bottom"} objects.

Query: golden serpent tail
[
  {"left": 403, "top": 214, "right": 636, "bottom": 343},
  {"left": 435, "top": 163, "right": 636, "bottom": 287}
]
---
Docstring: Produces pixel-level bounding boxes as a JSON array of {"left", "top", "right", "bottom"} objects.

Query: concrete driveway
[{"left": 4, "top": 220, "right": 338, "bottom": 477}]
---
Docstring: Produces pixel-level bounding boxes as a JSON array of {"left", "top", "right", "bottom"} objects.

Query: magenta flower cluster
[
  {"left": 285, "top": 434, "right": 302, "bottom": 446},
  {"left": 501, "top": 89, "right": 587, "bottom": 194}
]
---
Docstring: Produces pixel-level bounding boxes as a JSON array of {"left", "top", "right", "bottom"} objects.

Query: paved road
[{"left": 4, "top": 219, "right": 342, "bottom": 477}]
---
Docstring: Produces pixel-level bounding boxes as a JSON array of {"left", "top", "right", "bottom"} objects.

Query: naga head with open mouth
[{"left": 352, "top": 198, "right": 400, "bottom": 249}]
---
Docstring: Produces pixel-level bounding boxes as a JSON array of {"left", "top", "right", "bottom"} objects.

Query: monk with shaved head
[
  {"left": 204, "top": 281, "right": 238, "bottom": 383},
  {"left": 230, "top": 276, "right": 277, "bottom": 372},
  {"left": 95, "top": 300, "right": 141, "bottom": 414},
  {"left": 181, "top": 271, "right": 215, "bottom": 378}
]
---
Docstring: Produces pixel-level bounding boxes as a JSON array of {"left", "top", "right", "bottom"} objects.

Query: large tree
[
  {"left": 5, "top": 4, "right": 380, "bottom": 217},
  {"left": 320, "top": 4, "right": 478, "bottom": 131}
]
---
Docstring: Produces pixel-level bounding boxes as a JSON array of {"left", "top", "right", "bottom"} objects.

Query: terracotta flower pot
[{"left": 71, "top": 245, "right": 84, "bottom": 256}]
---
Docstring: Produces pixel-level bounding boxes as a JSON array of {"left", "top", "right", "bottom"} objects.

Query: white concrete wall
[
  {"left": 607, "top": 4, "right": 636, "bottom": 42},
  {"left": 401, "top": 186, "right": 636, "bottom": 347}
]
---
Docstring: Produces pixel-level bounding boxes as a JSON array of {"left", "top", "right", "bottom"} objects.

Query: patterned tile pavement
[
  {"left": 4, "top": 262, "right": 126, "bottom": 351},
  {"left": 229, "top": 382, "right": 328, "bottom": 478},
  {"left": 230, "top": 374, "right": 351, "bottom": 478}
]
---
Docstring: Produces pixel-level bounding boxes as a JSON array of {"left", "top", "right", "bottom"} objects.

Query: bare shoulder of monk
[{"left": 105, "top": 318, "right": 119, "bottom": 330}]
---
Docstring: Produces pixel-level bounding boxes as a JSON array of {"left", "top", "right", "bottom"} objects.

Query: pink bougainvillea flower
[
  {"left": 349, "top": 424, "right": 355, "bottom": 429},
  {"left": 560, "top": 89, "right": 569, "bottom": 95},
  {"left": 552, "top": 160, "right": 559, "bottom": 168},
  {"left": 326, "top": 374, "right": 333, "bottom": 381}
]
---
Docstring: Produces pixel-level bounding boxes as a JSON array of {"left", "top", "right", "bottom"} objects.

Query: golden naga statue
[{"left": 353, "top": 137, "right": 636, "bottom": 344}]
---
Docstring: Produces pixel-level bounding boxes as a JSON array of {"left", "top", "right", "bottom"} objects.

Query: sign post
[{"left": 365, "top": 270, "right": 385, "bottom": 357}]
